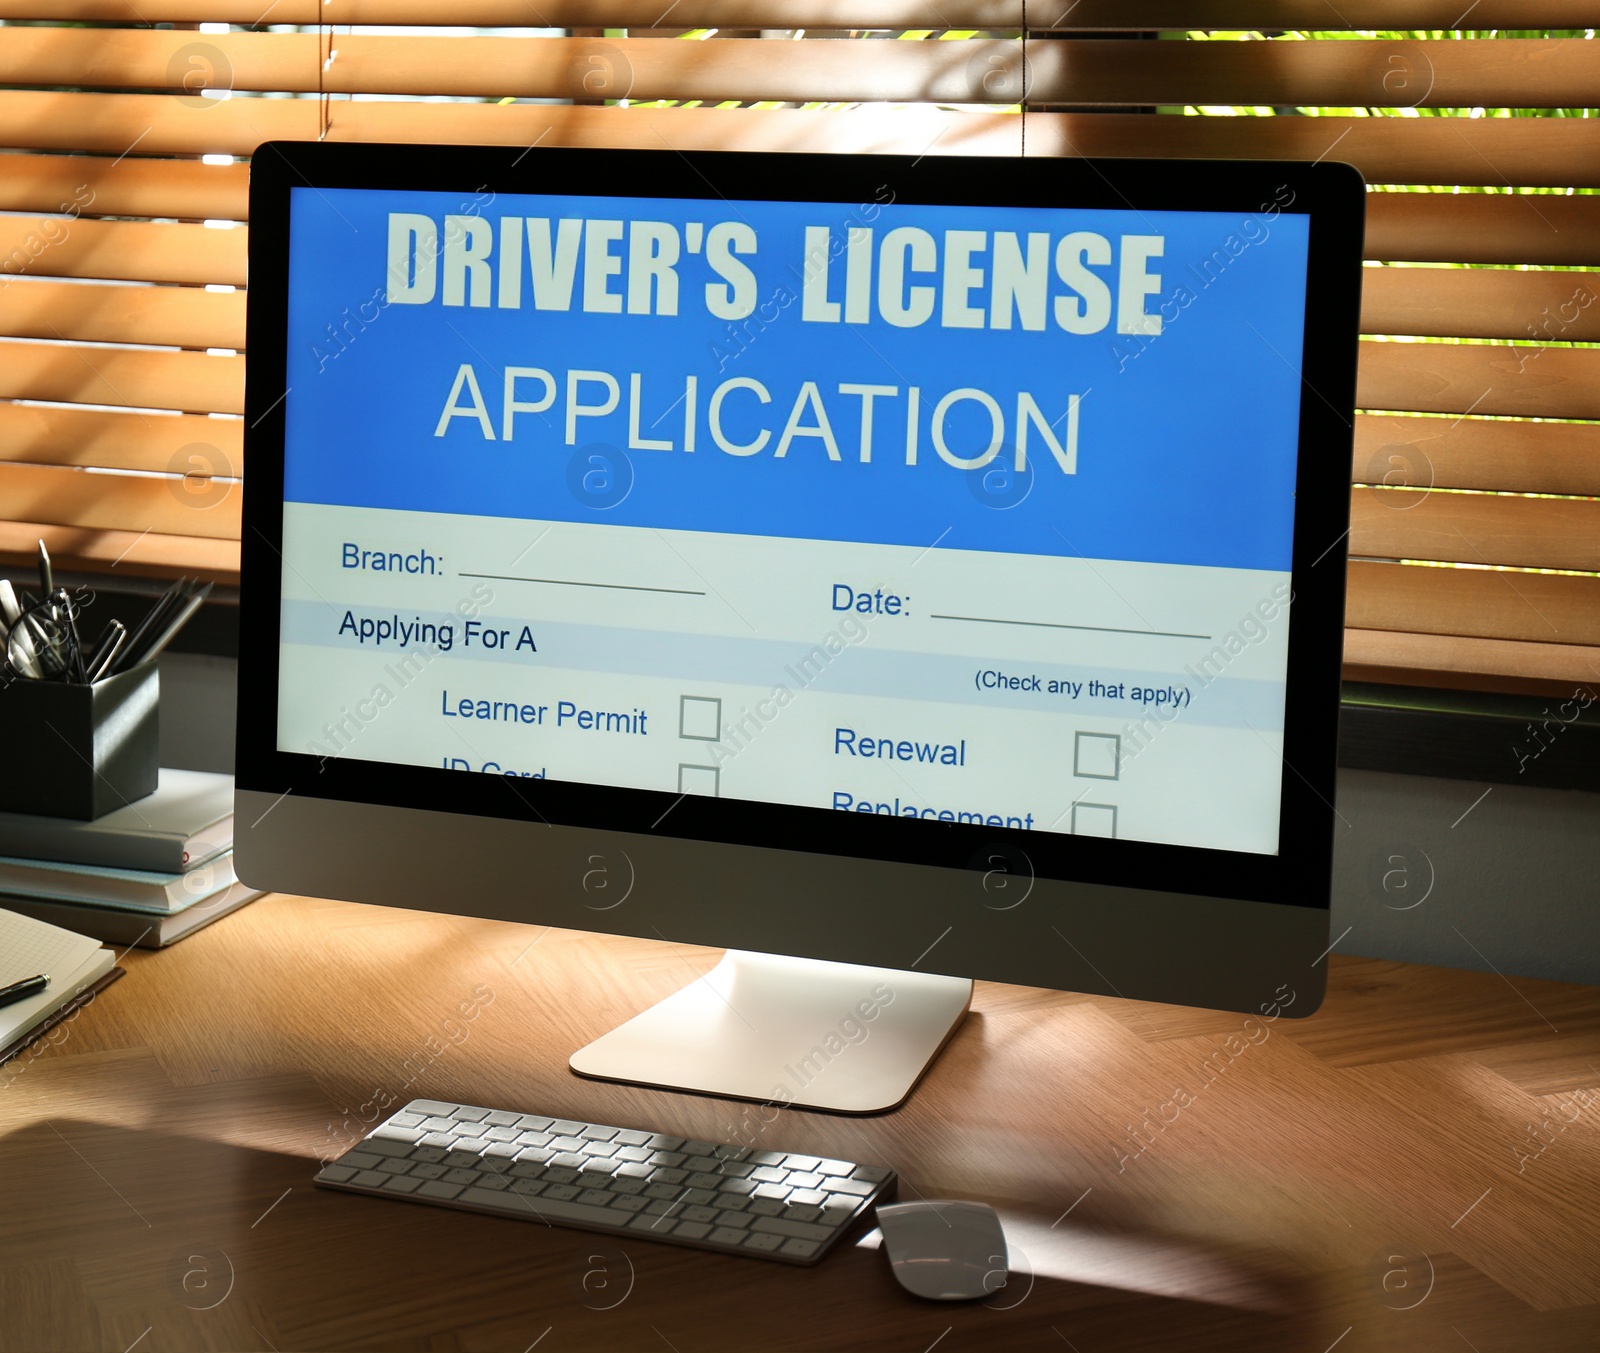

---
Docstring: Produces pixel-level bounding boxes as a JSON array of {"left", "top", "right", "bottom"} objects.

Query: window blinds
[{"left": 0, "top": 4, "right": 1595, "bottom": 692}]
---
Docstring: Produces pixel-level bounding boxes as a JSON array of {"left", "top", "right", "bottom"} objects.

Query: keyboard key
[
  {"left": 750, "top": 1215, "right": 834, "bottom": 1243},
  {"left": 753, "top": 1184, "right": 790, "bottom": 1201},
  {"left": 550, "top": 1120, "right": 585, "bottom": 1136},
  {"left": 484, "top": 1111, "right": 521, "bottom": 1127},
  {"left": 681, "top": 1205, "right": 721, "bottom": 1224},
  {"left": 718, "top": 1178, "right": 758, "bottom": 1196},
  {"left": 550, "top": 1137, "right": 585, "bottom": 1153},
  {"left": 390, "top": 1112, "right": 426, "bottom": 1129},
  {"left": 782, "top": 1154, "right": 821, "bottom": 1171},
  {"left": 340, "top": 1151, "right": 382, "bottom": 1170},
  {"left": 821, "top": 1176, "right": 874, "bottom": 1196},
  {"left": 381, "top": 1175, "right": 423, "bottom": 1194},
  {"left": 628, "top": 1214, "right": 676, "bottom": 1235},
  {"left": 644, "top": 1134, "right": 685, "bottom": 1151},
  {"left": 420, "top": 1117, "right": 456, "bottom": 1133},
  {"left": 643, "top": 1199, "right": 677, "bottom": 1216},
  {"left": 411, "top": 1147, "right": 448, "bottom": 1164},
  {"left": 419, "top": 1132, "right": 456, "bottom": 1149},
  {"left": 751, "top": 1166, "right": 788, "bottom": 1184},
  {"left": 369, "top": 1125, "right": 423, "bottom": 1147},
  {"left": 749, "top": 1150, "right": 787, "bottom": 1166},
  {"left": 682, "top": 1140, "right": 716, "bottom": 1156},
  {"left": 610, "top": 1194, "right": 650, "bottom": 1213},
  {"left": 614, "top": 1130, "right": 651, "bottom": 1147},
  {"left": 610, "top": 1177, "right": 647, "bottom": 1195},
  {"left": 713, "top": 1145, "right": 751, "bottom": 1161},
  {"left": 546, "top": 1167, "right": 582, "bottom": 1186},
  {"left": 747, "top": 1199, "right": 784, "bottom": 1217},
  {"left": 711, "top": 1226, "right": 748, "bottom": 1246},
  {"left": 515, "top": 1130, "right": 552, "bottom": 1149},
  {"left": 716, "top": 1210, "right": 753, "bottom": 1229},
  {"left": 650, "top": 1151, "right": 687, "bottom": 1168},
  {"left": 687, "top": 1172, "right": 723, "bottom": 1190},
  {"left": 443, "top": 1168, "right": 481, "bottom": 1186},
  {"left": 716, "top": 1193, "right": 751, "bottom": 1212},
  {"left": 516, "top": 1115, "right": 554, "bottom": 1132},
  {"left": 781, "top": 1238, "right": 820, "bottom": 1259},
  {"left": 853, "top": 1165, "right": 893, "bottom": 1184},
  {"left": 516, "top": 1147, "right": 555, "bottom": 1165},
  {"left": 316, "top": 1165, "right": 356, "bottom": 1183},
  {"left": 580, "top": 1125, "right": 619, "bottom": 1141},
  {"left": 410, "top": 1163, "right": 448, "bottom": 1180},
  {"left": 543, "top": 1184, "right": 580, "bottom": 1202},
  {"left": 717, "top": 1161, "right": 756, "bottom": 1179},
  {"left": 351, "top": 1170, "right": 389, "bottom": 1187},
  {"left": 579, "top": 1189, "right": 614, "bottom": 1207},
  {"left": 581, "top": 1141, "right": 619, "bottom": 1158},
  {"left": 476, "top": 1175, "right": 511, "bottom": 1191},
  {"left": 416, "top": 1180, "right": 463, "bottom": 1200},
  {"left": 787, "top": 1204, "right": 824, "bottom": 1222},
  {"left": 789, "top": 1190, "right": 826, "bottom": 1208},
  {"left": 613, "top": 1163, "right": 652, "bottom": 1180},
  {"left": 683, "top": 1156, "right": 719, "bottom": 1173},
  {"left": 815, "top": 1159, "right": 853, "bottom": 1177},
  {"left": 452, "top": 1122, "right": 488, "bottom": 1140},
  {"left": 650, "top": 1168, "right": 688, "bottom": 1185},
  {"left": 681, "top": 1188, "right": 718, "bottom": 1206},
  {"left": 551, "top": 1153, "right": 585, "bottom": 1170},
  {"left": 742, "top": 1231, "right": 785, "bottom": 1252},
  {"left": 376, "top": 1159, "right": 414, "bottom": 1175},
  {"left": 674, "top": 1221, "right": 711, "bottom": 1240},
  {"left": 613, "top": 1146, "right": 652, "bottom": 1163},
  {"left": 644, "top": 1183, "right": 680, "bottom": 1201},
  {"left": 786, "top": 1172, "right": 823, "bottom": 1191},
  {"left": 511, "top": 1179, "right": 546, "bottom": 1196},
  {"left": 482, "top": 1126, "right": 520, "bottom": 1143},
  {"left": 459, "top": 1188, "right": 619, "bottom": 1228},
  {"left": 444, "top": 1150, "right": 481, "bottom": 1168},
  {"left": 406, "top": 1099, "right": 458, "bottom": 1116},
  {"left": 451, "top": 1107, "right": 490, "bottom": 1123}
]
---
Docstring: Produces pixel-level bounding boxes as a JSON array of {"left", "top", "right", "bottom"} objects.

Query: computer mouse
[{"left": 876, "top": 1200, "right": 1009, "bottom": 1301}]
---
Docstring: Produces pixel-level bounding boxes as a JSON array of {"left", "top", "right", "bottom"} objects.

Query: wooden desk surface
[{"left": 3, "top": 892, "right": 1598, "bottom": 1353}]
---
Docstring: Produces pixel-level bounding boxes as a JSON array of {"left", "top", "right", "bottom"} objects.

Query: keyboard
[{"left": 314, "top": 1098, "right": 897, "bottom": 1265}]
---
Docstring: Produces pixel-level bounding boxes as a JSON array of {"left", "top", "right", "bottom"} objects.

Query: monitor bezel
[{"left": 239, "top": 142, "right": 1362, "bottom": 912}]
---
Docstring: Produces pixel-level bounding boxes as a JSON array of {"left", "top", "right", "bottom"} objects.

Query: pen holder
[{"left": 0, "top": 661, "right": 159, "bottom": 818}]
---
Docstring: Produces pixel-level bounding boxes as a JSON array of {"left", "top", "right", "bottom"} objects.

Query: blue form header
[{"left": 283, "top": 185, "right": 1309, "bottom": 572}]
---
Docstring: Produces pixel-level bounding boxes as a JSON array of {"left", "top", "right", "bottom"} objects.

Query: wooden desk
[{"left": 3, "top": 892, "right": 1598, "bottom": 1352}]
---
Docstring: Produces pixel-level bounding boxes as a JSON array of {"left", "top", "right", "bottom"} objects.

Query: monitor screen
[{"left": 273, "top": 181, "right": 1310, "bottom": 859}]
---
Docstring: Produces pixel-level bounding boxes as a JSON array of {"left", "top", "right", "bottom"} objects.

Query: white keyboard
[{"left": 315, "top": 1098, "right": 897, "bottom": 1265}]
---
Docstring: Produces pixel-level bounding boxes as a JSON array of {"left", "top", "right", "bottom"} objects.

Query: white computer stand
[{"left": 569, "top": 950, "right": 973, "bottom": 1114}]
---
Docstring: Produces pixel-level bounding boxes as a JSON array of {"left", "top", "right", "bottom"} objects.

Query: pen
[
  {"left": 86, "top": 619, "right": 127, "bottom": 683},
  {"left": 0, "top": 973, "right": 49, "bottom": 1008},
  {"left": 130, "top": 580, "right": 213, "bottom": 667},
  {"left": 111, "top": 579, "right": 186, "bottom": 675}
]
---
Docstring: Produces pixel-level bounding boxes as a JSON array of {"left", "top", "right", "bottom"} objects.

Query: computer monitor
[{"left": 237, "top": 142, "right": 1363, "bottom": 1114}]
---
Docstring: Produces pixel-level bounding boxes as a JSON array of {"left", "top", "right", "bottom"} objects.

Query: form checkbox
[
  {"left": 679, "top": 764, "right": 720, "bottom": 797},
  {"left": 1072, "top": 802, "right": 1117, "bottom": 838},
  {"left": 1073, "top": 731, "right": 1120, "bottom": 780},
  {"left": 679, "top": 695, "right": 722, "bottom": 741}
]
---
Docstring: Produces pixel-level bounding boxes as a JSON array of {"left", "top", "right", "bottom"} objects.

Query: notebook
[
  {"left": 0, "top": 908, "right": 118, "bottom": 1058},
  {"left": 0, "top": 768, "right": 234, "bottom": 873}
]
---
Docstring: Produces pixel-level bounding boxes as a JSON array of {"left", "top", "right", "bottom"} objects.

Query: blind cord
[{"left": 1020, "top": 0, "right": 1027, "bottom": 157}]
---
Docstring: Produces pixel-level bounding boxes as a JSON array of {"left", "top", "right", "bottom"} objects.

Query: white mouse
[{"left": 876, "top": 1200, "right": 1009, "bottom": 1301}]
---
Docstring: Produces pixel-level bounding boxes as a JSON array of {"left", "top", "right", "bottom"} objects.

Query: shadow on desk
[{"left": 0, "top": 1117, "right": 1318, "bottom": 1353}]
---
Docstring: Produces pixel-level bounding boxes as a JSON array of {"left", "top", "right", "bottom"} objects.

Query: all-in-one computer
[{"left": 237, "top": 144, "right": 1361, "bottom": 1174}]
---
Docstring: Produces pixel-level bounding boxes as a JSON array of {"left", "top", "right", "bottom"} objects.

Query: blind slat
[
  {"left": 1356, "top": 339, "right": 1600, "bottom": 420},
  {"left": 4, "top": 30, "right": 1596, "bottom": 109},
  {"left": 1360, "top": 267, "right": 1600, "bottom": 342},
  {"left": 1353, "top": 414, "right": 1600, "bottom": 498},
  {"left": 1350, "top": 486, "right": 1600, "bottom": 572},
  {"left": 4, "top": 95, "right": 1597, "bottom": 189},
  {"left": 0, "top": 215, "right": 247, "bottom": 286},
  {"left": 1348, "top": 559, "right": 1600, "bottom": 648},
  {"left": 1365, "top": 192, "right": 1600, "bottom": 268},
  {"left": 0, "top": 520, "right": 238, "bottom": 583},
  {"left": 0, "top": 404, "right": 241, "bottom": 476},
  {"left": 0, "top": 151, "right": 247, "bottom": 222},
  {"left": 0, "top": 463, "right": 239, "bottom": 540},
  {"left": 1343, "top": 628, "right": 1600, "bottom": 689},
  {"left": 0, "top": 338, "right": 242, "bottom": 414},
  {"left": 0, "top": 277, "right": 245, "bottom": 350},
  {"left": 0, "top": 1, "right": 1592, "bottom": 29}
]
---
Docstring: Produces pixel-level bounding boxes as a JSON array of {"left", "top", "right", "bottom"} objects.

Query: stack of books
[{"left": 0, "top": 769, "right": 263, "bottom": 947}]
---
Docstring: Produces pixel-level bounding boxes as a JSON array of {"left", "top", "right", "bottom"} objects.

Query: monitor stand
[{"left": 569, "top": 951, "right": 972, "bottom": 1114}]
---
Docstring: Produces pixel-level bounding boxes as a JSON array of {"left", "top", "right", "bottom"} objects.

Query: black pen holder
[{"left": 0, "top": 661, "right": 159, "bottom": 819}]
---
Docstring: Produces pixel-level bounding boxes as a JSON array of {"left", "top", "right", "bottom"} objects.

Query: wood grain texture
[
  {"left": 0, "top": 404, "right": 242, "bottom": 476},
  {"left": 0, "top": 892, "right": 1595, "bottom": 1351},
  {"left": 1346, "top": 559, "right": 1600, "bottom": 648},
  {"left": 0, "top": 520, "right": 240, "bottom": 582}
]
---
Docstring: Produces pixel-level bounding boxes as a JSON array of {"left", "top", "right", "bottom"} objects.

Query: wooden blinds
[{"left": 1, "top": 6, "right": 1596, "bottom": 692}]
